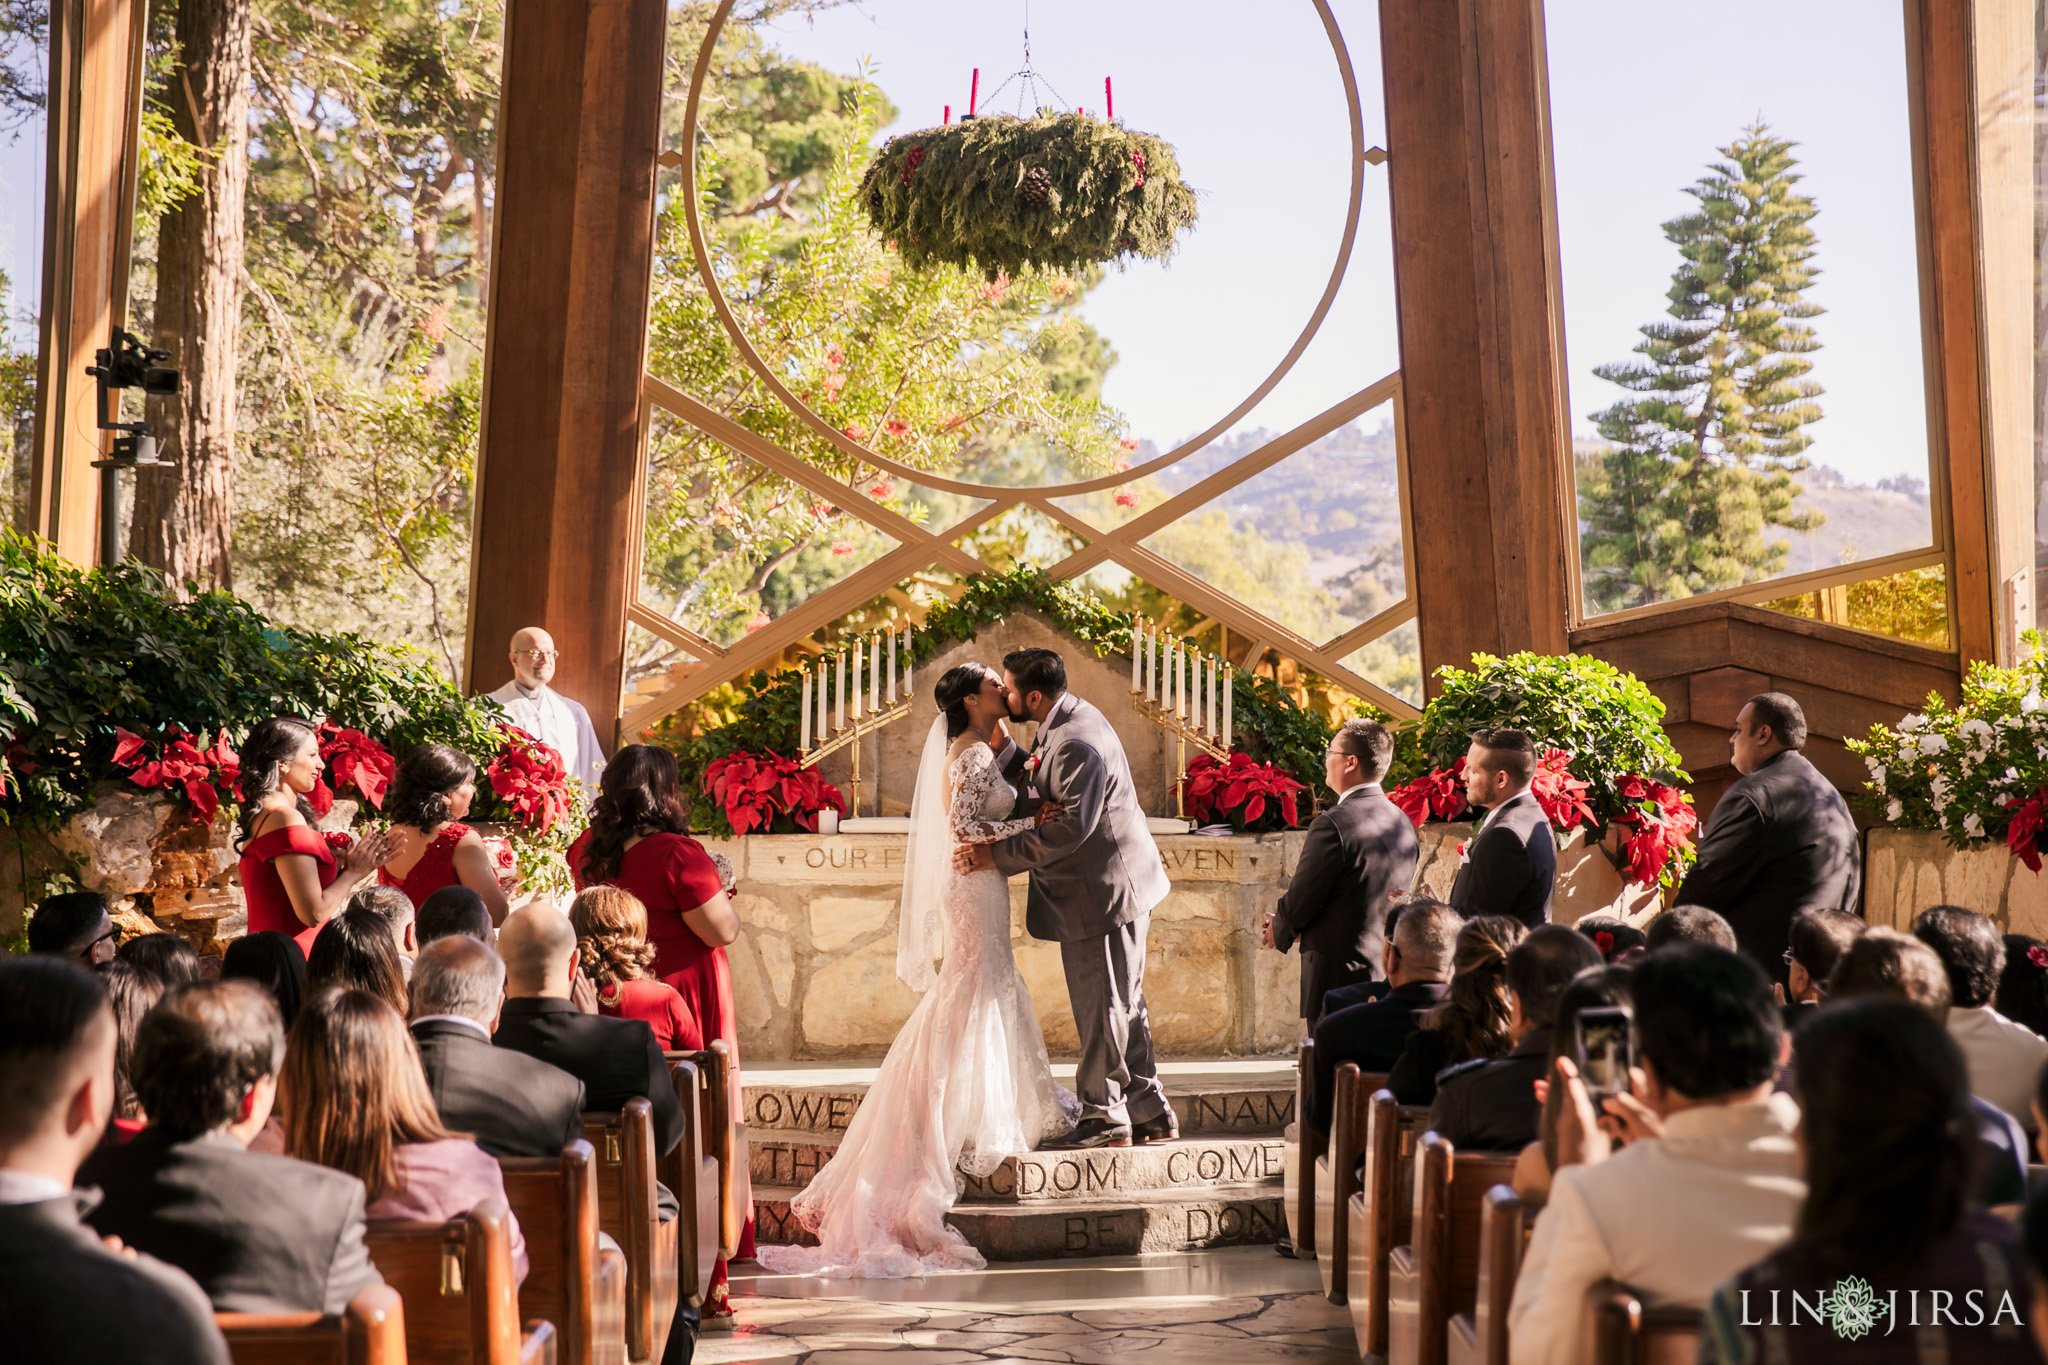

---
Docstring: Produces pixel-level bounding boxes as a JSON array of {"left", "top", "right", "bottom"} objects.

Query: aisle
[{"left": 703, "top": 1245, "right": 1358, "bottom": 1363}]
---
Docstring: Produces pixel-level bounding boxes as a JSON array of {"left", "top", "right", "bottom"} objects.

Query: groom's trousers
[{"left": 1061, "top": 911, "right": 1171, "bottom": 1126}]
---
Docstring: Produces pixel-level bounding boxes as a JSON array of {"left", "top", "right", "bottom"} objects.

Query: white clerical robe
[{"left": 487, "top": 682, "right": 607, "bottom": 792}]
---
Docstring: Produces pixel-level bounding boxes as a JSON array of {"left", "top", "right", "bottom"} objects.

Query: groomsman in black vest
[
  {"left": 1449, "top": 728, "right": 1557, "bottom": 928},
  {"left": 1263, "top": 719, "right": 1419, "bottom": 1024}
]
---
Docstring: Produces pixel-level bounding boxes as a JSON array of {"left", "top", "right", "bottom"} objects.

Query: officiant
[{"left": 487, "top": 626, "right": 608, "bottom": 790}]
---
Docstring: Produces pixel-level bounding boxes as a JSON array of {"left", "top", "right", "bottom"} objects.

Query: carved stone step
[
  {"left": 752, "top": 1181, "right": 1285, "bottom": 1261},
  {"left": 749, "top": 1129, "right": 1286, "bottom": 1202},
  {"left": 741, "top": 1079, "right": 1295, "bottom": 1138}
]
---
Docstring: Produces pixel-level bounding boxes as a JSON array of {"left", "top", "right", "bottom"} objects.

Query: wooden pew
[
  {"left": 1447, "top": 1186, "right": 1525, "bottom": 1365},
  {"left": 1386, "top": 1135, "right": 1521, "bottom": 1365},
  {"left": 1283, "top": 1037, "right": 1320, "bottom": 1257},
  {"left": 666, "top": 1042, "right": 738, "bottom": 1260},
  {"left": 1588, "top": 1281, "right": 1702, "bottom": 1365},
  {"left": 499, "top": 1140, "right": 628, "bottom": 1365},
  {"left": 1345, "top": 1089, "right": 1432, "bottom": 1358},
  {"left": 1311, "top": 1062, "right": 1388, "bottom": 1300},
  {"left": 365, "top": 1197, "right": 556, "bottom": 1365},
  {"left": 661, "top": 1057, "right": 722, "bottom": 1308},
  {"left": 216, "top": 1283, "right": 407, "bottom": 1365},
  {"left": 583, "top": 1099, "right": 677, "bottom": 1364}
]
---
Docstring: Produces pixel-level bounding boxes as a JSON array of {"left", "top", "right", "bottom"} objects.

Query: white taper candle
[
  {"left": 1202, "top": 654, "right": 1211, "bottom": 735},
  {"left": 800, "top": 668, "right": 812, "bottom": 751},
  {"left": 1131, "top": 614, "right": 1141, "bottom": 690},
  {"left": 1223, "top": 664, "right": 1233, "bottom": 750},
  {"left": 887, "top": 629, "right": 898, "bottom": 703},
  {"left": 837, "top": 646, "right": 847, "bottom": 729},
  {"left": 818, "top": 656, "right": 829, "bottom": 740},
  {"left": 870, "top": 634, "right": 880, "bottom": 713},
  {"left": 902, "top": 628, "right": 913, "bottom": 701}
]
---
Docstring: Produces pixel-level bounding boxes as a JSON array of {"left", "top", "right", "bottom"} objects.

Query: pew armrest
[{"left": 522, "top": 1318, "right": 559, "bottom": 1365}]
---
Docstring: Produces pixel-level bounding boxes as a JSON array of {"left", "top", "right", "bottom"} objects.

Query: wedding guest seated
[
  {"left": 306, "top": 905, "right": 410, "bottom": 1017},
  {"left": 119, "top": 932, "right": 203, "bottom": 987},
  {"left": 1782, "top": 908, "right": 1862, "bottom": 1025},
  {"left": 219, "top": 930, "right": 307, "bottom": 1030},
  {"left": 409, "top": 935, "right": 586, "bottom": 1160},
  {"left": 283, "top": 986, "right": 527, "bottom": 1282},
  {"left": 494, "top": 904, "right": 687, "bottom": 1159},
  {"left": 1914, "top": 906, "right": 2048, "bottom": 1127},
  {"left": 347, "top": 883, "right": 419, "bottom": 978},
  {"left": 1996, "top": 934, "right": 2048, "bottom": 1038},
  {"left": 1505, "top": 945, "right": 1803, "bottom": 1365},
  {"left": 1574, "top": 916, "right": 1647, "bottom": 963},
  {"left": 570, "top": 887, "right": 705, "bottom": 1053},
  {"left": 235, "top": 717, "right": 396, "bottom": 955},
  {"left": 0, "top": 959, "right": 228, "bottom": 1365},
  {"left": 26, "top": 890, "right": 118, "bottom": 969},
  {"left": 1701, "top": 999, "right": 2038, "bottom": 1363},
  {"left": 1512, "top": 965, "right": 1633, "bottom": 1206},
  {"left": 1646, "top": 904, "right": 1738, "bottom": 952},
  {"left": 76, "top": 979, "right": 383, "bottom": 1314},
  {"left": 1431, "top": 924, "right": 1603, "bottom": 1153},
  {"left": 1827, "top": 928, "right": 2030, "bottom": 1207},
  {"left": 1388, "top": 915, "right": 1525, "bottom": 1107},
  {"left": 101, "top": 960, "right": 166, "bottom": 1144},
  {"left": 379, "top": 743, "right": 511, "bottom": 923},
  {"left": 1310, "top": 899, "right": 1461, "bottom": 1131},
  {"left": 417, "top": 884, "right": 495, "bottom": 947}
]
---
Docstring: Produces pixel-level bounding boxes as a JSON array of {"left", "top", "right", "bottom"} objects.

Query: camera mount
[{"left": 83, "top": 329, "right": 178, "bottom": 563}]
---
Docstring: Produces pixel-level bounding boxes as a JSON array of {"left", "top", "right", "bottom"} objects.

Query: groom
[{"left": 954, "top": 647, "right": 1176, "bottom": 1149}]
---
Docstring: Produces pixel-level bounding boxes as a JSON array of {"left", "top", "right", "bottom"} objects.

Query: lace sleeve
[{"left": 948, "top": 746, "right": 1036, "bottom": 845}]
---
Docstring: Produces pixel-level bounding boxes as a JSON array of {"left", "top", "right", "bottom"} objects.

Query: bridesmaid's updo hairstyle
[
  {"left": 385, "top": 744, "right": 476, "bottom": 832},
  {"left": 582, "top": 744, "right": 691, "bottom": 883},
  {"left": 936, "top": 663, "right": 996, "bottom": 739},
  {"left": 235, "top": 716, "right": 321, "bottom": 853}
]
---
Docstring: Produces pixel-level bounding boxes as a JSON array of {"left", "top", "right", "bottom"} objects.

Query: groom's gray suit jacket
[{"left": 991, "top": 692, "right": 1170, "bottom": 941}]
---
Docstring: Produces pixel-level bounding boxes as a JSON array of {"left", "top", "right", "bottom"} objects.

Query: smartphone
[{"left": 1574, "top": 1005, "right": 1634, "bottom": 1100}]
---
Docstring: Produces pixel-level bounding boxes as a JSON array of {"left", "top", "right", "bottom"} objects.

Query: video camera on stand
[{"left": 82, "top": 330, "right": 178, "bottom": 562}]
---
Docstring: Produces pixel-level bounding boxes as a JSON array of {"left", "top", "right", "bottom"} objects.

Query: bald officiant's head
[
  {"left": 499, "top": 903, "right": 580, "bottom": 1000},
  {"left": 509, "top": 627, "right": 559, "bottom": 690}
]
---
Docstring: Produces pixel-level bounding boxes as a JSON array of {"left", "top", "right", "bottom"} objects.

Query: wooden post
[
  {"left": 463, "top": 0, "right": 666, "bottom": 744},
  {"left": 29, "top": 0, "right": 144, "bottom": 565},
  {"left": 1379, "top": 0, "right": 1574, "bottom": 692}
]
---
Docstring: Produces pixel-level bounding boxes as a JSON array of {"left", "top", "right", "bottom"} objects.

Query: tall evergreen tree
[{"left": 1579, "top": 122, "right": 1825, "bottom": 611}]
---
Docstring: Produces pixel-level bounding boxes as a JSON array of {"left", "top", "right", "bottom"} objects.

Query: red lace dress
[
  {"left": 241, "top": 825, "right": 354, "bottom": 955},
  {"left": 379, "top": 822, "right": 476, "bottom": 908}
]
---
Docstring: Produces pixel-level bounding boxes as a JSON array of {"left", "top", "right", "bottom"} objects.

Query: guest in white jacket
[
  {"left": 1914, "top": 906, "right": 2048, "bottom": 1128},
  {"left": 1506, "top": 945, "right": 1805, "bottom": 1365}
]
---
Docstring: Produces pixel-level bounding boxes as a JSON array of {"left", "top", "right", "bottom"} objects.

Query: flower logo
[{"left": 1821, "top": 1275, "right": 1882, "bottom": 1341}]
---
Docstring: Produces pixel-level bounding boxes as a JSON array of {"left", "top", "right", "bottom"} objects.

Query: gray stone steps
[
  {"left": 741, "top": 1079, "right": 1295, "bottom": 1138},
  {"left": 752, "top": 1181, "right": 1285, "bottom": 1261},
  {"left": 749, "top": 1128, "right": 1287, "bottom": 1202}
]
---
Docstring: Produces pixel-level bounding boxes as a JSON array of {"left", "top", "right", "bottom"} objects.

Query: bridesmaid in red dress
[
  {"left": 378, "top": 744, "right": 512, "bottom": 923},
  {"left": 236, "top": 717, "right": 397, "bottom": 956},
  {"left": 568, "top": 885, "right": 705, "bottom": 1052},
  {"left": 569, "top": 744, "right": 746, "bottom": 1324}
]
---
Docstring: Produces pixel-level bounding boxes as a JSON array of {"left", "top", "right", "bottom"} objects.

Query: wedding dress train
[{"left": 753, "top": 733, "right": 1077, "bottom": 1278}]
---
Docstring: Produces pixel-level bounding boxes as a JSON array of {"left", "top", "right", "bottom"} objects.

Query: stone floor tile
[
  {"left": 693, "top": 1333, "right": 808, "bottom": 1365},
  {"left": 764, "top": 1312, "right": 927, "bottom": 1338},
  {"left": 800, "top": 1352, "right": 982, "bottom": 1365},
  {"left": 954, "top": 1315, "right": 1101, "bottom": 1335},
  {"left": 1072, "top": 1297, "right": 1267, "bottom": 1328},
  {"left": 900, "top": 1329, "right": 1029, "bottom": 1350},
  {"left": 1049, "top": 1332, "right": 1359, "bottom": 1365},
  {"left": 1260, "top": 1329, "right": 1361, "bottom": 1350},
  {"left": 1226, "top": 1295, "right": 1352, "bottom": 1334}
]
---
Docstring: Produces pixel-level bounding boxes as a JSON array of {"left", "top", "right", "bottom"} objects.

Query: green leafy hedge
[{"left": 0, "top": 533, "right": 507, "bottom": 832}]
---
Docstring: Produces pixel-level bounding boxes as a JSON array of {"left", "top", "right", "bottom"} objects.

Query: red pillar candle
[
  {"left": 969, "top": 68, "right": 979, "bottom": 116},
  {"left": 1105, "top": 76, "right": 1114, "bottom": 121}
]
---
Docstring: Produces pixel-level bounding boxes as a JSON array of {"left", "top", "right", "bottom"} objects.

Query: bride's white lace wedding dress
[{"left": 753, "top": 736, "right": 1077, "bottom": 1278}]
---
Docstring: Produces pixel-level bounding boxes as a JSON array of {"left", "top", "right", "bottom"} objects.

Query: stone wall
[{"left": 1862, "top": 828, "right": 2048, "bottom": 937}]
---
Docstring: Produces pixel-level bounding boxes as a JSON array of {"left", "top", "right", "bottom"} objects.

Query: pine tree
[{"left": 1579, "top": 123, "right": 1824, "bottom": 612}]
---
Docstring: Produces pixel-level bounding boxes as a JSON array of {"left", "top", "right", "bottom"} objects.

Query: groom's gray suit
[{"left": 993, "top": 691, "right": 1173, "bottom": 1127}]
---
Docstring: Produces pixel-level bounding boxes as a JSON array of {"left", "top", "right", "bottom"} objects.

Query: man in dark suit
[
  {"left": 0, "top": 958, "right": 228, "bottom": 1364},
  {"left": 1429, "top": 924, "right": 1601, "bottom": 1152},
  {"left": 77, "top": 979, "right": 382, "bottom": 1315},
  {"left": 1308, "top": 898, "right": 1461, "bottom": 1131},
  {"left": 1673, "top": 693, "right": 1861, "bottom": 975},
  {"left": 493, "top": 903, "right": 687, "bottom": 1159},
  {"left": 1449, "top": 728, "right": 1557, "bottom": 927},
  {"left": 26, "top": 890, "right": 119, "bottom": 969},
  {"left": 408, "top": 935, "right": 586, "bottom": 1159},
  {"left": 1263, "top": 719, "right": 1420, "bottom": 1024}
]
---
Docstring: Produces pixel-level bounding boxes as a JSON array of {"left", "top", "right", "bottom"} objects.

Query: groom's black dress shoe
[
  {"left": 1039, "top": 1118, "right": 1132, "bottom": 1149},
  {"left": 1131, "top": 1111, "right": 1179, "bottom": 1145}
]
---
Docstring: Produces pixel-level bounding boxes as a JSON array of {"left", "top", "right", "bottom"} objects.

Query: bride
[{"left": 753, "top": 662, "right": 1079, "bottom": 1278}]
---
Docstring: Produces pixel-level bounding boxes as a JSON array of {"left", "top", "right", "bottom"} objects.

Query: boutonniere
[
  {"left": 1026, "top": 754, "right": 1043, "bottom": 775},
  {"left": 1456, "top": 839, "right": 1470, "bottom": 864}
]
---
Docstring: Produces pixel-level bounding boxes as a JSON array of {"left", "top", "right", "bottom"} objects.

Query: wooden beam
[{"left": 464, "top": 0, "right": 667, "bottom": 740}]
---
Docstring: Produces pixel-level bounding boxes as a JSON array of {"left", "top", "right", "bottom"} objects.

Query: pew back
[
  {"left": 216, "top": 1283, "right": 407, "bottom": 1365},
  {"left": 1284, "top": 1037, "right": 1319, "bottom": 1256},
  {"left": 364, "top": 1197, "right": 557, "bottom": 1365},
  {"left": 1387, "top": 1135, "right": 1521, "bottom": 1365},
  {"left": 499, "top": 1141, "right": 627, "bottom": 1365},
  {"left": 1588, "top": 1281, "right": 1701, "bottom": 1365},
  {"left": 1311, "top": 1063, "right": 1388, "bottom": 1300},
  {"left": 665, "top": 1042, "right": 738, "bottom": 1259},
  {"left": 659, "top": 1058, "right": 721, "bottom": 1306},
  {"left": 1346, "top": 1090, "right": 1432, "bottom": 1357},
  {"left": 1447, "top": 1186, "right": 1525, "bottom": 1365},
  {"left": 583, "top": 1099, "right": 678, "bottom": 1364}
]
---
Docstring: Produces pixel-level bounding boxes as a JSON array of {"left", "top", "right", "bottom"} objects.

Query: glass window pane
[{"left": 0, "top": 6, "right": 45, "bottom": 530}]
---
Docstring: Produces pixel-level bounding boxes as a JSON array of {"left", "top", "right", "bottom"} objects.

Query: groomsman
[
  {"left": 1263, "top": 720, "right": 1419, "bottom": 1024},
  {"left": 1448, "top": 729, "right": 1556, "bottom": 928},
  {"left": 487, "top": 626, "right": 608, "bottom": 791}
]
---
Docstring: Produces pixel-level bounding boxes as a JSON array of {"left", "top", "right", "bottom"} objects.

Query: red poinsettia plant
[
  {"left": 1183, "top": 752, "right": 1306, "bottom": 832},
  {"left": 488, "top": 728, "right": 575, "bottom": 835},
  {"left": 111, "top": 726, "right": 242, "bottom": 823},
  {"left": 704, "top": 750, "right": 848, "bottom": 836},
  {"left": 1390, "top": 756, "right": 1468, "bottom": 825},
  {"left": 2006, "top": 788, "right": 2048, "bottom": 872},
  {"left": 1530, "top": 748, "right": 1596, "bottom": 833},
  {"left": 308, "top": 720, "right": 396, "bottom": 816},
  {"left": 1609, "top": 775, "right": 1700, "bottom": 890}
]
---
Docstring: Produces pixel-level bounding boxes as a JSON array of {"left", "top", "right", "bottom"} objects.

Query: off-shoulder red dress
[
  {"left": 379, "top": 822, "right": 476, "bottom": 908},
  {"left": 598, "top": 977, "right": 704, "bottom": 1053},
  {"left": 241, "top": 824, "right": 353, "bottom": 954}
]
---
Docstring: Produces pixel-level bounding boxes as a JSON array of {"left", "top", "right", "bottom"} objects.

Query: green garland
[
  {"left": 659, "top": 567, "right": 1361, "bottom": 833},
  {"left": 860, "top": 113, "right": 1198, "bottom": 278}
]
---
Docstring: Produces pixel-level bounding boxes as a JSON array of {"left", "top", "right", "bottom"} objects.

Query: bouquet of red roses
[
  {"left": 487, "top": 728, "right": 574, "bottom": 835},
  {"left": 1183, "top": 751, "right": 1306, "bottom": 832},
  {"left": 111, "top": 726, "right": 241, "bottom": 823},
  {"left": 704, "top": 750, "right": 848, "bottom": 835},
  {"left": 309, "top": 720, "right": 396, "bottom": 816}
]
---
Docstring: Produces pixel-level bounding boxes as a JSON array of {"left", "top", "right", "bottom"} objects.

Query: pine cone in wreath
[{"left": 1018, "top": 165, "right": 1052, "bottom": 207}]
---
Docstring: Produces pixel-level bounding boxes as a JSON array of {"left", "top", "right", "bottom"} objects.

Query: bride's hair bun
[{"left": 935, "top": 663, "right": 995, "bottom": 739}]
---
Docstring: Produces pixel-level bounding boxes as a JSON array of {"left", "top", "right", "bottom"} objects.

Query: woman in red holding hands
[{"left": 237, "top": 717, "right": 397, "bottom": 955}]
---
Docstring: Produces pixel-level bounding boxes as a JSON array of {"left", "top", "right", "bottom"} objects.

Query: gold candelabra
[
  {"left": 795, "top": 627, "right": 920, "bottom": 819},
  {"left": 1127, "top": 613, "right": 1235, "bottom": 820}
]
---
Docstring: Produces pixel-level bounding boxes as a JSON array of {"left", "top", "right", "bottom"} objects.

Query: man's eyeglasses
[
  {"left": 1782, "top": 948, "right": 1797, "bottom": 966},
  {"left": 87, "top": 924, "right": 122, "bottom": 954},
  {"left": 517, "top": 649, "right": 560, "bottom": 662}
]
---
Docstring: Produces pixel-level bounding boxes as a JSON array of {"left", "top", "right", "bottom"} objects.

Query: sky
[{"left": 0, "top": 101, "right": 42, "bottom": 348}]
